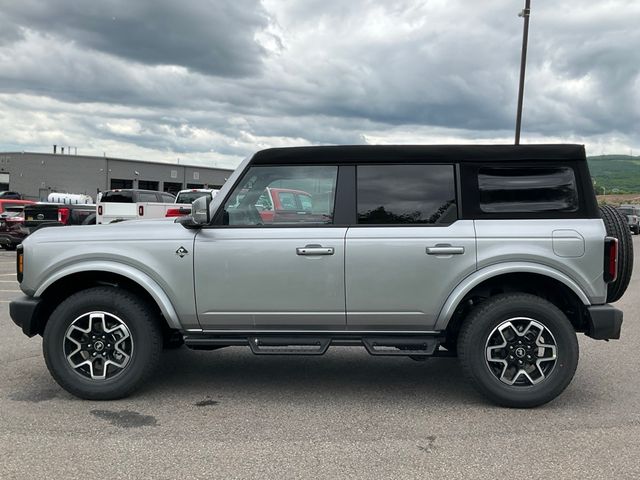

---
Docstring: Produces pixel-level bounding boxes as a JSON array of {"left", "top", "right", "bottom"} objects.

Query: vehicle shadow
[{"left": 146, "top": 346, "right": 482, "bottom": 407}]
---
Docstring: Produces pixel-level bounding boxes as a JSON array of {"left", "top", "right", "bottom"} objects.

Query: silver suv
[{"left": 10, "top": 145, "right": 631, "bottom": 407}]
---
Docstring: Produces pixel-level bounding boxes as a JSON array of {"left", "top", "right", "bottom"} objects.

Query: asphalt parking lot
[{"left": 1, "top": 240, "right": 639, "bottom": 480}]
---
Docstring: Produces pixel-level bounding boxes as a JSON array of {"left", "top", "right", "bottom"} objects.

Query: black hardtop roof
[{"left": 251, "top": 144, "right": 586, "bottom": 165}]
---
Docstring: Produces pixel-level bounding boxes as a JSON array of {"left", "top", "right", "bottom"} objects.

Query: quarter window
[
  {"left": 478, "top": 167, "right": 578, "bottom": 213},
  {"left": 356, "top": 164, "right": 457, "bottom": 224},
  {"left": 223, "top": 165, "right": 338, "bottom": 226}
]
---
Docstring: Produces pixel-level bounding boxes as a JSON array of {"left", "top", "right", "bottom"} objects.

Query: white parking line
[
  {"left": 0, "top": 290, "right": 20, "bottom": 292},
  {"left": 0, "top": 280, "right": 18, "bottom": 283},
  {"left": 0, "top": 273, "right": 16, "bottom": 276}
]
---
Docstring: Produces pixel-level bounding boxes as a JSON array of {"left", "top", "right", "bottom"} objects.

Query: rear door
[{"left": 345, "top": 164, "right": 476, "bottom": 331}]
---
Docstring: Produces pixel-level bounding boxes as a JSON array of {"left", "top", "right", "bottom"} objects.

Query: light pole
[{"left": 515, "top": 0, "right": 531, "bottom": 145}]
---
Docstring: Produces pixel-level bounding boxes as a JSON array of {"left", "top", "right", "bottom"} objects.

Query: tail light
[
  {"left": 16, "top": 244, "right": 23, "bottom": 283},
  {"left": 604, "top": 237, "right": 618, "bottom": 283},
  {"left": 138, "top": 205, "right": 144, "bottom": 216},
  {"left": 58, "top": 207, "right": 70, "bottom": 225},
  {"left": 165, "top": 208, "right": 191, "bottom": 217},
  {"left": 98, "top": 205, "right": 103, "bottom": 216}
]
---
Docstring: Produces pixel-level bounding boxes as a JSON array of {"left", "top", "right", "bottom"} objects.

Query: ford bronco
[{"left": 10, "top": 145, "right": 631, "bottom": 407}]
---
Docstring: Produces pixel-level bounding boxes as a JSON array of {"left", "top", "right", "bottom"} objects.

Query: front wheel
[
  {"left": 458, "top": 293, "right": 578, "bottom": 408},
  {"left": 43, "top": 287, "right": 162, "bottom": 400}
]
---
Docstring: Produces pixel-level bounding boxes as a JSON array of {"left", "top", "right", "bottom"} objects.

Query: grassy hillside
[{"left": 587, "top": 155, "right": 640, "bottom": 194}]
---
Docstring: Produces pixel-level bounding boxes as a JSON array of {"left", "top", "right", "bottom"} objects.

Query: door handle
[
  {"left": 426, "top": 245, "right": 465, "bottom": 255},
  {"left": 296, "top": 244, "right": 335, "bottom": 256}
]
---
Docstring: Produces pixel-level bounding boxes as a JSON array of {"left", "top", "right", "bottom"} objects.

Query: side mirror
[{"left": 191, "top": 196, "right": 211, "bottom": 225}]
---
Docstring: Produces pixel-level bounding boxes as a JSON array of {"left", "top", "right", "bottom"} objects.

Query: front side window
[
  {"left": 223, "top": 165, "right": 338, "bottom": 226},
  {"left": 357, "top": 164, "right": 457, "bottom": 224},
  {"left": 478, "top": 167, "right": 578, "bottom": 213}
]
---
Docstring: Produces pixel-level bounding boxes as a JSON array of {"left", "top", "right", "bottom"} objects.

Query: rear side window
[
  {"left": 356, "top": 164, "right": 457, "bottom": 224},
  {"left": 101, "top": 191, "right": 133, "bottom": 203},
  {"left": 478, "top": 167, "right": 578, "bottom": 213},
  {"left": 138, "top": 192, "right": 158, "bottom": 202}
]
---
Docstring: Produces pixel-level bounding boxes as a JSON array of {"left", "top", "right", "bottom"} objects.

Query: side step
[
  {"left": 183, "top": 334, "right": 445, "bottom": 357},
  {"left": 248, "top": 337, "right": 331, "bottom": 355},
  {"left": 362, "top": 337, "right": 439, "bottom": 356}
]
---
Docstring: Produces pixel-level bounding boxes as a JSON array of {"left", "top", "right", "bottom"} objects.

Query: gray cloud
[
  {"left": 1, "top": 0, "right": 269, "bottom": 77},
  {"left": 0, "top": 0, "right": 638, "bottom": 166}
]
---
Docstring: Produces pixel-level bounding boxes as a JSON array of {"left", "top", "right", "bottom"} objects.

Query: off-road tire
[
  {"left": 43, "top": 286, "right": 162, "bottom": 400},
  {"left": 600, "top": 205, "right": 633, "bottom": 302},
  {"left": 458, "top": 293, "right": 579, "bottom": 408}
]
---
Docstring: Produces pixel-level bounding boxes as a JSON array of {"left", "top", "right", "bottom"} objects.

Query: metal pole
[{"left": 515, "top": 0, "right": 531, "bottom": 145}]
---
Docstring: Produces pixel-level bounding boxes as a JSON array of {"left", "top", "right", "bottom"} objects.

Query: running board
[
  {"left": 249, "top": 337, "right": 331, "bottom": 355},
  {"left": 361, "top": 337, "right": 439, "bottom": 356},
  {"left": 183, "top": 334, "right": 445, "bottom": 357}
]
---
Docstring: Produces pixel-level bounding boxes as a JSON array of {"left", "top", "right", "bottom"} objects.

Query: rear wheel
[
  {"left": 458, "top": 293, "right": 578, "bottom": 408},
  {"left": 600, "top": 205, "right": 633, "bottom": 302},
  {"left": 43, "top": 287, "right": 162, "bottom": 400}
]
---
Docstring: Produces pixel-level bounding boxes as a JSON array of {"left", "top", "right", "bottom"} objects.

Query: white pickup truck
[{"left": 97, "top": 189, "right": 181, "bottom": 224}]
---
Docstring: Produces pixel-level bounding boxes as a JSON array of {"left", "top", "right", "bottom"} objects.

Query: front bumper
[
  {"left": 585, "top": 304, "right": 623, "bottom": 340},
  {"left": 9, "top": 296, "right": 43, "bottom": 337}
]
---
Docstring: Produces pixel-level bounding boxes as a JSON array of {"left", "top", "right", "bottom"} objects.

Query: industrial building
[{"left": 0, "top": 150, "right": 234, "bottom": 202}]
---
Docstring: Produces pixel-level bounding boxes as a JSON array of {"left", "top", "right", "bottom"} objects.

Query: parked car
[
  {"left": 97, "top": 189, "right": 176, "bottom": 224},
  {"left": 1, "top": 204, "right": 97, "bottom": 249},
  {"left": 0, "top": 206, "right": 26, "bottom": 250},
  {"left": 174, "top": 188, "right": 218, "bottom": 204},
  {"left": 166, "top": 189, "right": 218, "bottom": 218},
  {"left": 255, "top": 187, "right": 331, "bottom": 223},
  {"left": 23, "top": 203, "right": 97, "bottom": 230},
  {"left": 0, "top": 198, "right": 36, "bottom": 214},
  {"left": 0, "top": 191, "right": 23, "bottom": 200},
  {"left": 10, "top": 144, "right": 630, "bottom": 408},
  {"left": 617, "top": 205, "right": 640, "bottom": 235}
]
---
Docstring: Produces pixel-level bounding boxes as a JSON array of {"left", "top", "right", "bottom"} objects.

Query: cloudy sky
[{"left": 0, "top": 0, "right": 638, "bottom": 168}]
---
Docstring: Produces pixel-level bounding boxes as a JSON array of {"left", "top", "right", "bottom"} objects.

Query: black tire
[
  {"left": 43, "top": 286, "right": 162, "bottom": 400},
  {"left": 81, "top": 213, "right": 97, "bottom": 225},
  {"left": 458, "top": 293, "right": 579, "bottom": 408},
  {"left": 634, "top": 225, "right": 639, "bottom": 236},
  {"left": 600, "top": 205, "right": 633, "bottom": 303}
]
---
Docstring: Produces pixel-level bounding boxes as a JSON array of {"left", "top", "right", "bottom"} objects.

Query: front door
[
  {"left": 194, "top": 164, "right": 346, "bottom": 330},
  {"left": 345, "top": 163, "right": 476, "bottom": 330}
]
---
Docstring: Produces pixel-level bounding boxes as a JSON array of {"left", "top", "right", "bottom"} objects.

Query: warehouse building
[{"left": 0, "top": 150, "right": 234, "bottom": 202}]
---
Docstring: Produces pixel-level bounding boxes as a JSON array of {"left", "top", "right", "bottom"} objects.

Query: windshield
[{"left": 176, "top": 192, "right": 211, "bottom": 204}]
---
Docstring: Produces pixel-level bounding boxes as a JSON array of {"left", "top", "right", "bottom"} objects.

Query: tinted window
[
  {"left": 478, "top": 167, "right": 578, "bottom": 213},
  {"left": 223, "top": 165, "right": 337, "bottom": 226},
  {"left": 101, "top": 191, "right": 133, "bottom": 203},
  {"left": 357, "top": 165, "right": 457, "bottom": 224},
  {"left": 176, "top": 192, "right": 210, "bottom": 204},
  {"left": 138, "top": 192, "right": 158, "bottom": 202},
  {"left": 161, "top": 193, "right": 176, "bottom": 203}
]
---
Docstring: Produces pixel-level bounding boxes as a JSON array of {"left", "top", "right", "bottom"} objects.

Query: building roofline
[{"left": 0, "top": 151, "right": 234, "bottom": 172}]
